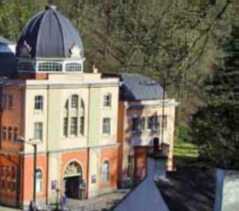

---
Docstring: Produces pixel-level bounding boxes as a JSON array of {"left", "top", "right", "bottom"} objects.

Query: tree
[{"left": 190, "top": 26, "right": 239, "bottom": 169}]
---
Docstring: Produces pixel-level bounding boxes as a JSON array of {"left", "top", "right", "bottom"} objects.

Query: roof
[
  {"left": 120, "top": 73, "right": 165, "bottom": 101},
  {"left": 0, "top": 36, "right": 13, "bottom": 44},
  {"left": 158, "top": 168, "right": 216, "bottom": 211},
  {"left": 114, "top": 178, "right": 169, "bottom": 211},
  {"left": 16, "top": 5, "right": 83, "bottom": 59},
  {"left": 0, "top": 52, "right": 17, "bottom": 77}
]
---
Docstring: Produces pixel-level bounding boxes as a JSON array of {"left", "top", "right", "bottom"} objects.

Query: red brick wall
[{"left": 100, "top": 147, "right": 118, "bottom": 190}]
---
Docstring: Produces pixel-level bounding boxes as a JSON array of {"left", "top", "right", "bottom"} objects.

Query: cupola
[{"left": 16, "top": 5, "right": 85, "bottom": 74}]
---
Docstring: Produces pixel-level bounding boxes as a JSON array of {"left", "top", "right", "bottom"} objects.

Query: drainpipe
[
  {"left": 45, "top": 85, "right": 50, "bottom": 205},
  {"left": 86, "top": 85, "right": 91, "bottom": 199}
]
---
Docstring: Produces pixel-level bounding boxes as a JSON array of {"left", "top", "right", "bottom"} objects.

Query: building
[
  {"left": 117, "top": 73, "right": 177, "bottom": 186},
  {"left": 0, "top": 37, "right": 16, "bottom": 78},
  {"left": 0, "top": 5, "right": 177, "bottom": 210},
  {"left": 0, "top": 5, "right": 119, "bottom": 208},
  {"left": 114, "top": 150, "right": 239, "bottom": 211}
]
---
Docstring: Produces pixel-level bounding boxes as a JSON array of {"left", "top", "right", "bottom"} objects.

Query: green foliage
[{"left": 190, "top": 27, "right": 239, "bottom": 169}]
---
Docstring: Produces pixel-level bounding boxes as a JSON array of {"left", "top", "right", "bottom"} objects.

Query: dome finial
[{"left": 45, "top": 5, "right": 57, "bottom": 10}]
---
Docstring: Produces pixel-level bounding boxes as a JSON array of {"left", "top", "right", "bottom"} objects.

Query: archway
[{"left": 64, "top": 161, "right": 85, "bottom": 199}]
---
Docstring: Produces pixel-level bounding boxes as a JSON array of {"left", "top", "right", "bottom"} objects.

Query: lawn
[{"left": 173, "top": 141, "right": 203, "bottom": 168}]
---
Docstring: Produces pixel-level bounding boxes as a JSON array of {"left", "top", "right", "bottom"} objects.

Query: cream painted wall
[
  {"left": 122, "top": 99, "right": 177, "bottom": 174},
  {"left": 24, "top": 74, "right": 119, "bottom": 154}
]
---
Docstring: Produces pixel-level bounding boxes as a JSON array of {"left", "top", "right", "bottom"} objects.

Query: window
[
  {"left": 147, "top": 115, "right": 160, "bottom": 131},
  {"left": 102, "top": 161, "right": 110, "bottom": 182},
  {"left": 103, "top": 94, "right": 112, "bottom": 107},
  {"left": 70, "top": 117, "right": 78, "bottom": 136},
  {"left": 34, "top": 96, "right": 43, "bottom": 110},
  {"left": 8, "top": 127, "right": 12, "bottom": 140},
  {"left": 13, "top": 127, "right": 18, "bottom": 142},
  {"left": 65, "top": 63, "right": 82, "bottom": 72},
  {"left": 34, "top": 122, "right": 43, "bottom": 140},
  {"left": 2, "top": 127, "right": 7, "bottom": 140},
  {"left": 102, "top": 118, "right": 111, "bottom": 135},
  {"left": 63, "top": 118, "right": 68, "bottom": 137},
  {"left": 132, "top": 117, "right": 140, "bottom": 132},
  {"left": 71, "top": 95, "right": 78, "bottom": 109},
  {"left": 38, "top": 62, "right": 62, "bottom": 72},
  {"left": 63, "top": 97, "right": 85, "bottom": 138},
  {"left": 80, "top": 116, "right": 84, "bottom": 135},
  {"left": 35, "top": 169, "right": 43, "bottom": 193}
]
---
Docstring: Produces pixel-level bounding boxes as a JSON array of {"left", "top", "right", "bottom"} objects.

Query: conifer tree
[{"left": 190, "top": 26, "right": 239, "bottom": 169}]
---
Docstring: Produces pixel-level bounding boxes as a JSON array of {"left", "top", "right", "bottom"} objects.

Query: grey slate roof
[
  {"left": 16, "top": 5, "right": 83, "bottom": 58},
  {"left": 0, "top": 36, "right": 13, "bottom": 44},
  {"left": 0, "top": 52, "right": 17, "bottom": 77},
  {"left": 158, "top": 168, "right": 216, "bottom": 211},
  {"left": 120, "top": 73, "right": 165, "bottom": 101}
]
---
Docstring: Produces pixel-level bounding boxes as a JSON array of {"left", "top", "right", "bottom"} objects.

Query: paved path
[
  {"left": 66, "top": 190, "right": 129, "bottom": 211},
  {"left": 0, "top": 190, "right": 129, "bottom": 211}
]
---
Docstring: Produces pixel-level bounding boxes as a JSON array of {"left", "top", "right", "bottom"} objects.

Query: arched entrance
[{"left": 64, "top": 161, "right": 86, "bottom": 199}]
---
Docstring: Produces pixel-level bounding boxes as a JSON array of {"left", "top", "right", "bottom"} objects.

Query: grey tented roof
[
  {"left": 16, "top": 5, "right": 83, "bottom": 58},
  {"left": 120, "top": 73, "right": 165, "bottom": 101}
]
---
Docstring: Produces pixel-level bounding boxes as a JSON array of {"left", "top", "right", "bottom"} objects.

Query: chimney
[
  {"left": 147, "top": 138, "right": 167, "bottom": 181},
  {"left": 214, "top": 169, "right": 239, "bottom": 211}
]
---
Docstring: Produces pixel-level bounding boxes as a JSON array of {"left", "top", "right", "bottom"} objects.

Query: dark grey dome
[{"left": 16, "top": 5, "right": 84, "bottom": 59}]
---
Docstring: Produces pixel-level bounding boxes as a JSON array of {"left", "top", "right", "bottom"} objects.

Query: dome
[{"left": 16, "top": 5, "right": 84, "bottom": 59}]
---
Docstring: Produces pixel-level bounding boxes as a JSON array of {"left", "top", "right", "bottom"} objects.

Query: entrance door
[
  {"left": 64, "top": 176, "right": 81, "bottom": 199},
  {"left": 64, "top": 161, "right": 85, "bottom": 199}
]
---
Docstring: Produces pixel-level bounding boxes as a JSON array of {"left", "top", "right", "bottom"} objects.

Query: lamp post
[{"left": 17, "top": 137, "right": 39, "bottom": 210}]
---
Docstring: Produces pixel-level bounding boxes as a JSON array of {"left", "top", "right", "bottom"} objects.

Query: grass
[
  {"left": 173, "top": 141, "right": 205, "bottom": 169},
  {"left": 174, "top": 141, "right": 199, "bottom": 158}
]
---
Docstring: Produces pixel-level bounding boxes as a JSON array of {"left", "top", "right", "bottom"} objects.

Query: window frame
[
  {"left": 34, "top": 95, "right": 44, "bottom": 110},
  {"left": 102, "top": 160, "right": 110, "bottom": 182},
  {"left": 70, "top": 117, "right": 78, "bottom": 136},
  {"left": 35, "top": 169, "right": 43, "bottom": 193},
  {"left": 34, "top": 122, "right": 43, "bottom": 140},
  {"left": 102, "top": 118, "right": 111, "bottom": 135},
  {"left": 103, "top": 94, "right": 112, "bottom": 107}
]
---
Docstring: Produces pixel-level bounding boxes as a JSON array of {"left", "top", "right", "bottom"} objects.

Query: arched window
[
  {"left": 102, "top": 161, "right": 110, "bottom": 182},
  {"left": 71, "top": 95, "right": 78, "bottom": 109},
  {"left": 63, "top": 96, "right": 85, "bottom": 137},
  {"left": 35, "top": 169, "right": 43, "bottom": 193},
  {"left": 34, "top": 95, "right": 43, "bottom": 110}
]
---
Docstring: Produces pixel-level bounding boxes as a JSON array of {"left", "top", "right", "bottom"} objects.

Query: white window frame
[
  {"left": 35, "top": 169, "right": 43, "bottom": 193},
  {"left": 34, "top": 95, "right": 43, "bottom": 110},
  {"left": 34, "top": 122, "right": 43, "bottom": 140},
  {"left": 102, "top": 161, "right": 110, "bottom": 182},
  {"left": 103, "top": 94, "right": 112, "bottom": 107},
  {"left": 102, "top": 118, "right": 111, "bottom": 135}
]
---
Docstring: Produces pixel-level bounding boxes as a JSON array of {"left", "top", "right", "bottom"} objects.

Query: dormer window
[
  {"left": 38, "top": 62, "right": 62, "bottom": 72},
  {"left": 65, "top": 63, "right": 82, "bottom": 72}
]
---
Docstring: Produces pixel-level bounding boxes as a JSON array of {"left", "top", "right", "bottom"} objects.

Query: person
[
  {"left": 28, "top": 201, "right": 38, "bottom": 211},
  {"left": 60, "top": 193, "right": 67, "bottom": 210}
]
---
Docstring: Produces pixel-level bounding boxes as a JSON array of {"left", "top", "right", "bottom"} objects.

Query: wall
[{"left": 118, "top": 99, "right": 176, "bottom": 184}]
